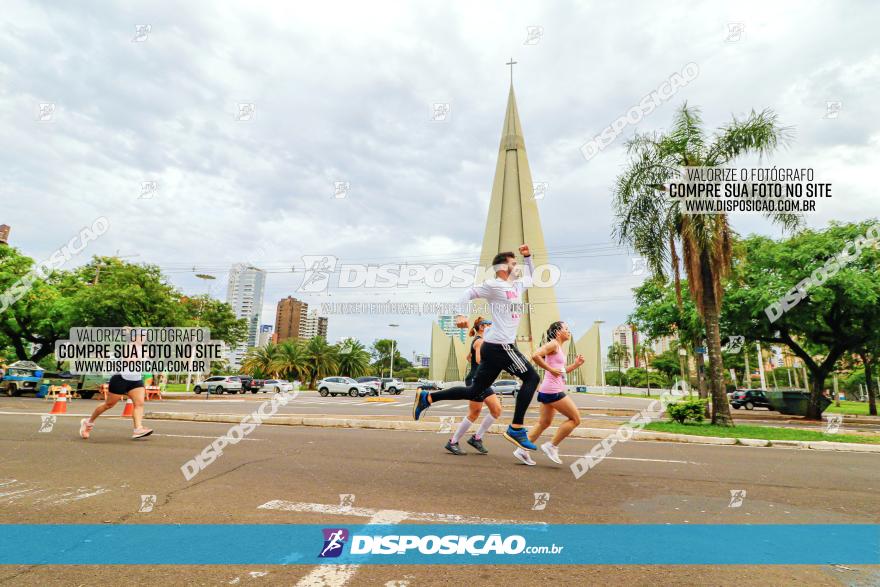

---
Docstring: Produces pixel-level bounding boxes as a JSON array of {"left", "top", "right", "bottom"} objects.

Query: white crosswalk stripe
[{"left": 0, "top": 479, "right": 110, "bottom": 507}]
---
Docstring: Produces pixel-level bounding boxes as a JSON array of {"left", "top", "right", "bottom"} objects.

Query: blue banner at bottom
[{"left": 1, "top": 524, "right": 878, "bottom": 565}]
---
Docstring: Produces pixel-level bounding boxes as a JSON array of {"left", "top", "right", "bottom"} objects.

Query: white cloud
[{"left": 1, "top": 0, "right": 877, "bottom": 358}]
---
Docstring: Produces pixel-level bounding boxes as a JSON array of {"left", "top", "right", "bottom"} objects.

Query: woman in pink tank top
[{"left": 523, "top": 321, "right": 585, "bottom": 465}]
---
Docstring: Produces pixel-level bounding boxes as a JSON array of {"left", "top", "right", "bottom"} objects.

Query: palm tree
[
  {"left": 634, "top": 342, "right": 655, "bottom": 396},
  {"left": 241, "top": 343, "right": 278, "bottom": 378},
  {"left": 613, "top": 103, "right": 801, "bottom": 425},
  {"left": 303, "top": 336, "right": 338, "bottom": 390},
  {"left": 607, "top": 343, "right": 627, "bottom": 395},
  {"left": 270, "top": 340, "right": 309, "bottom": 383},
  {"left": 336, "top": 339, "right": 371, "bottom": 378}
]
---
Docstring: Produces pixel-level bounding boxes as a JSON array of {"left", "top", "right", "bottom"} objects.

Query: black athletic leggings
[{"left": 430, "top": 342, "right": 539, "bottom": 425}]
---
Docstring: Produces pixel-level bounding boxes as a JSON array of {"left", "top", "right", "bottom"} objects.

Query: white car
[
  {"left": 380, "top": 377, "right": 405, "bottom": 394},
  {"left": 317, "top": 377, "right": 371, "bottom": 397},
  {"left": 194, "top": 376, "right": 242, "bottom": 395},
  {"left": 259, "top": 379, "right": 294, "bottom": 393}
]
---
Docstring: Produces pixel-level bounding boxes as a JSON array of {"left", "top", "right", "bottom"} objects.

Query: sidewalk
[{"left": 144, "top": 410, "right": 880, "bottom": 454}]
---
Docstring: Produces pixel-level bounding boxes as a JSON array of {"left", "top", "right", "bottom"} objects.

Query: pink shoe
[
  {"left": 132, "top": 427, "right": 153, "bottom": 439},
  {"left": 79, "top": 418, "right": 94, "bottom": 439}
]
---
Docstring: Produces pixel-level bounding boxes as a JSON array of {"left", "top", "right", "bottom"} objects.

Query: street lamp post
[
  {"left": 188, "top": 273, "right": 216, "bottom": 393},
  {"left": 388, "top": 324, "right": 399, "bottom": 380},
  {"left": 594, "top": 320, "right": 605, "bottom": 389}
]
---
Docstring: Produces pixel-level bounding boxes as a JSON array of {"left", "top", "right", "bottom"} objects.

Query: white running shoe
[
  {"left": 541, "top": 441, "right": 563, "bottom": 464},
  {"left": 132, "top": 427, "right": 153, "bottom": 439},
  {"left": 513, "top": 447, "right": 536, "bottom": 466},
  {"left": 79, "top": 418, "right": 94, "bottom": 439}
]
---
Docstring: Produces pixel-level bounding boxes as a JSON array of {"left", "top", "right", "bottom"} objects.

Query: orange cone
[
  {"left": 49, "top": 387, "right": 68, "bottom": 415},
  {"left": 121, "top": 397, "right": 134, "bottom": 417}
]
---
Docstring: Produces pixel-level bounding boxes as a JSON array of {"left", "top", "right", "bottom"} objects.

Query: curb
[{"left": 143, "top": 412, "right": 880, "bottom": 453}]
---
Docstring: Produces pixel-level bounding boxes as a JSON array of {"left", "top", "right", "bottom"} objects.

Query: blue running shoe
[
  {"left": 503, "top": 425, "right": 536, "bottom": 451},
  {"left": 412, "top": 390, "right": 430, "bottom": 420}
]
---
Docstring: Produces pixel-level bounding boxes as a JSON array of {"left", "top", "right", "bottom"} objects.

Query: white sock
[
  {"left": 474, "top": 414, "right": 496, "bottom": 440},
  {"left": 450, "top": 417, "right": 475, "bottom": 444}
]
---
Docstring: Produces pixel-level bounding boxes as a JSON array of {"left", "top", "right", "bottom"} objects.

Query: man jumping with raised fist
[{"left": 413, "top": 244, "right": 540, "bottom": 456}]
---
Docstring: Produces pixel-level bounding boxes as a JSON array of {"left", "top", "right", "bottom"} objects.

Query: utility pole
[
  {"left": 743, "top": 344, "right": 751, "bottom": 389},
  {"left": 756, "top": 342, "right": 767, "bottom": 390}
]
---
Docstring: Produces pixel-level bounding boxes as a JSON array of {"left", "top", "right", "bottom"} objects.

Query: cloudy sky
[{"left": 2, "top": 0, "right": 878, "bottom": 361}]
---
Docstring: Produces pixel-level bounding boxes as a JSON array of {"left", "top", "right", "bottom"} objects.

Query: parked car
[
  {"left": 237, "top": 375, "right": 254, "bottom": 393},
  {"left": 260, "top": 379, "right": 294, "bottom": 393},
  {"left": 1, "top": 360, "right": 44, "bottom": 397},
  {"left": 730, "top": 389, "right": 772, "bottom": 410},
  {"left": 417, "top": 380, "right": 442, "bottom": 391},
  {"left": 490, "top": 379, "right": 520, "bottom": 396},
  {"left": 245, "top": 378, "right": 266, "bottom": 393},
  {"left": 317, "top": 377, "right": 372, "bottom": 397},
  {"left": 194, "top": 376, "right": 242, "bottom": 395},
  {"left": 355, "top": 377, "right": 381, "bottom": 396},
  {"left": 380, "top": 377, "right": 404, "bottom": 394}
]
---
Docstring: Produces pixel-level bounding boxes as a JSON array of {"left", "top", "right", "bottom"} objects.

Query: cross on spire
[{"left": 506, "top": 57, "right": 517, "bottom": 85}]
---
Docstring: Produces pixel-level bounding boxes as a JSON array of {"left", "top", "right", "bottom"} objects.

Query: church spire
[
  {"left": 478, "top": 80, "right": 558, "bottom": 354},
  {"left": 430, "top": 70, "right": 603, "bottom": 385}
]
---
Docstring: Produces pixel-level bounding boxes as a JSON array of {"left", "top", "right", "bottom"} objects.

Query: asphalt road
[{"left": 1, "top": 408, "right": 879, "bottom": 586}]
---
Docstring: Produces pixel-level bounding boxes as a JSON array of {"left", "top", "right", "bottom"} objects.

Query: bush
[
  {"left": 604, "top": 371, "right": 624, "bottom": 387},
  {"left": 624, "top": 367, "right": 669, "bottom": 388},
  {"left": 666, "top": 399, "right": 708, "bottom": 424}
]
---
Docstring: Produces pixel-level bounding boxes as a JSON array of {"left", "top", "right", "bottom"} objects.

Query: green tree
[
  {"left": 209, "top": 358, "right": 230, "bottom": 376},
  {"left": 0, "top": 245, "right": 65, "bottom": 361},
  {"left": 630, "top": 278, "right": 704, "bottom": 391},
  {"left": 613, "top": 103, "right": 801, "bottom": 425},
  {"left": 607, "top": 342, "right": 627, "bottom": 394},
  {"left": 304, "top": 336, "right": 338, "bottom": 390},
  {"left": 625, "top": 367, "right": 668, "bottom": 390},
  {"left": 651, "top": 349, "right": 684, "bottom": 381},
  {"left": 270, "top": 340, "right": 309, "bottom": 383},
  {"left": 0, "top": 250, "right": 247, "bottom": 367},
  {"left": 722, "top": 221, "right": 880, "bottom": 419},
  {"left": 370, "top": 338, "right": 410, "bottom": 376},
  {"left": 633, "top": 342, "right": 656, "bottom": 394},
  {"left": 181, "top": 295, "right": 248, "bottom": 346},
  {"left": 336, "top": 338, "right": 371, "bottom": 378},
  {"left": 242, "top": 343, "right": 278, "bottom": 378}
]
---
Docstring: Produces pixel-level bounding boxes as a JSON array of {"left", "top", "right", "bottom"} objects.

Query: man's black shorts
[{"left": 470, "top": 386, "right": 498, "bottom": 402}]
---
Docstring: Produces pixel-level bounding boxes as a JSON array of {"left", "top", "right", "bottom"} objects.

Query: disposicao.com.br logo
[{"left": 318, "top": 528, "right": 563, "bottom": 557}]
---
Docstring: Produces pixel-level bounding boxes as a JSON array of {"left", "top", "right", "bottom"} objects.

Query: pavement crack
[{"left": 117, "top": 456, "right": 276, "bottom": 523}]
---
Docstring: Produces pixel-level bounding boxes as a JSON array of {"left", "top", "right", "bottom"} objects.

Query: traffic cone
[
  {"left": 49, "top": 387, "right": 68, "bottom": 415},
  {"left": 121, "top": 397, "right": 134, "bottom": 417}
]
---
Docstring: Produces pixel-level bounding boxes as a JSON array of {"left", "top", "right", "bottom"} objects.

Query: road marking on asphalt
[
  {"left": 157, "top": 433, "right": 263, "bottom": 441},
  {"left": 0, "top": 487, "right": 43, "bottom": 501},
  {"left": 257, "top": 500, "right": 543, "bottom": 525},
  {"left": 162, "top": 399, "right": 246, "bottom": 404},
  {"left": 261, "top": 501, "right": 539, "bottom": 587},
  {"left": 47, "top": 487, "right": 110, "bottom": 504},
  {"left": 0, "top": 479, "right": 110, "bottom": 505},
  {"left": 558, "top": 454, "right": 696, "bottom": 464},
  {"left": 0, "top": 410, "right": 93, "bottom": 417},
  {"left": 295, "top": 508, "right": 410, "bottom": 587}
]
